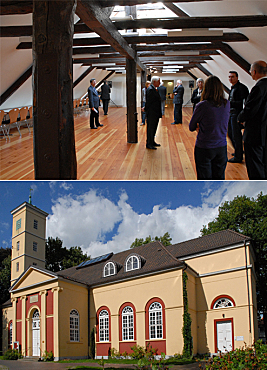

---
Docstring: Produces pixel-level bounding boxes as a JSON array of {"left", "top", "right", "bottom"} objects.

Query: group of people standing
[
  {"left": 88, "top": 60, "right": 267, "bottom": 180},
  {"left": 189, "top": 60, "right": 267, "bottom": 180},
  {"left": 142, "top": 60, "right": 267, "bottom": 180}
]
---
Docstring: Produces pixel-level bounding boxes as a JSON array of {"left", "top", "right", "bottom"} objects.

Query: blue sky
[{"left": 1, "top": 181, "right": 266, "bottom": 257}]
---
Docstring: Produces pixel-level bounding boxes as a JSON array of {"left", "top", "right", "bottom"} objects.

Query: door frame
[
  {"left": 32, "top": 309, "right": 40, "bottom": 357},
  {"left": 214, "top": 318, "right": 234, "bottom": 353}
]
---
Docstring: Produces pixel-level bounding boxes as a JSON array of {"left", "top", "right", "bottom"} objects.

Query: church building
[{"left": 2, "top": 200, "right": 258, "bottom": 360}]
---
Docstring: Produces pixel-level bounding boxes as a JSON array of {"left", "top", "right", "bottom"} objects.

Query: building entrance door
[
  {"left": 32, "top": 310, "right": 40, "bottom": 356},
  {"left": 216, "top": 320, "right": 233, "bottom": 353}
]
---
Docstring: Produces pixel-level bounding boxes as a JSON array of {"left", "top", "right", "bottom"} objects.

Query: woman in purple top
[{"left": 189, "top": 76, "right": 230, "bottom": 180}]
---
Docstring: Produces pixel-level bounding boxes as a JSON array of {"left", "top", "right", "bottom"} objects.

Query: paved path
[{"left": 0, "top": 360, "right": 202, "bottom": 370}]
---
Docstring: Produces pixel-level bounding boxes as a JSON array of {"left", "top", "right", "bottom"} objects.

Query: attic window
[
  {"left": 104, "top": 262, "right": 116, "bottom": 277},
  {"left": 125, "top": 255, "right": 140, "bottom": 272},
  {"left": 213, "top": 297, "right": 234, "bottom": 309}
]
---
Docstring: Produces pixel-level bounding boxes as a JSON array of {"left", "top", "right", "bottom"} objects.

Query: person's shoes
[
  {"left": 104, "top": 113, "right": 108, "bottom": 115},
  {"left": 140, "top": 123, "right": 145, "bottom": 126},
  {"left": 146, "top": 145, "right": 157, "bottom": 150},
  {"left": 91, "top": 126, "right": 98, "bottom": 129},
  {"left": 228, "top": 157, "right": 242, "bottom": 163},
  {"left": 171, "top": 122, "right": 177, "bottom": 125},
  {"left": 97, "top": 124, "right": 103, "bottom": 127},
  {"left": 153, "top": 142, "right": 161, "bottom": 147}
]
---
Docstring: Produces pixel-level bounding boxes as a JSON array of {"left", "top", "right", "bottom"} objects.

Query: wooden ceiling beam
[
  {"left": 195, "top": 63, "right": 230, "bottom": 94},
  {"left": 218, "top": 42, "right": 251, "bottom": 74},
  {"left": 0, "top": 65, "right": 32, "bottom": 105},
  {"left": 0, "top": 1, "right": 33, "bottom": 15},
  {"left": 113, "top": 15, "right": 267, "bottom": 30},
  {"left": 76, "top": 0, "right": 145, "bottom": 71},
  {"left": 73, "top": 66, "right": 96, "bottom": 89},
  {"left": 164, "top": 2, "right": 189, "bottom": 17}
]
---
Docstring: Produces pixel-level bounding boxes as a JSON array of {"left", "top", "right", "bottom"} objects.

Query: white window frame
[
  {"left": 99, "top": 310, "right": 109, "bottom": 342},
  {"left": 70, "top": 309, "right": 80, "bottom": 342},
  {"left": 149, "top": 302, "right": 163, "bottom": 339},
  {"left": 9, "top": 322, "right": 12, "bottom": 346},
  {"left": 104, "top": 262, "right": 116, "bottom": 277},
  {"left": 16, "top": 241, "right": 20, "bottom": 251},
  {"left": 122, "top": 306, "right": 134, "bottom": 341},
  {"left": 125, "top": 255, "right": 140, "bottom": 272},
  {"left": 213, "top": 297, "right": 234, "bottom": 309}
]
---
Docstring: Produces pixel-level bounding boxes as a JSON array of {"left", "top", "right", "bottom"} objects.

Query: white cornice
[
  {"left": 179, "top": 242, "right": 247, "bottom": 261},
  {"left": 12, "top": 230, "right": 46, "bottom": 241},
  {"left": 198, "top": 264, "right": 253, "bottom": 278}
]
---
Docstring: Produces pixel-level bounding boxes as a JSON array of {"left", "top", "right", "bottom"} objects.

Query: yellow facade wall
[
  {"left": 91, "top": 269, "right": 185, "bottom": 356},
  {"left": 58, "top": 280, "right": 89, "bottom": 360}
]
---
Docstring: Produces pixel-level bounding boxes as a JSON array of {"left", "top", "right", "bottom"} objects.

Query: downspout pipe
[{"left": 244, "top": 241, "right": 252, "bottom": 335}]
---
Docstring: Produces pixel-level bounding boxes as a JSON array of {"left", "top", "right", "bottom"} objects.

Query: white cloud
[
  {"left": 60, "top": 182, "right": 73, "bottom": 191},
  {"left": 46, "top": 183, "right": 267, "bottom": 258}
]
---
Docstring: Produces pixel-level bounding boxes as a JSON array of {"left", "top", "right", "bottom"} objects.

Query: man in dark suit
[
  {"left": 157, "top": 82, "right": 167, "bottom": 116},
  {"left": 144, "top": 76, "right": 162, "bottom": 149},
  {"left": 101, "top": 80, "right": 111, "bottom": 115},
  {"left": 172, "top": 80, "right": 184, "bottom": 124},
  {"left": 191, "top": 78, "right": 204, "bottom": 111},
  {"left": 88, "top": 78, "right": 103, "bottom": 129},
  {"left": 238, "top": 61, "right": 267, "bottom": 179},
  {"left": 227, "top": 71, "right": 249, "bottom": 163}
]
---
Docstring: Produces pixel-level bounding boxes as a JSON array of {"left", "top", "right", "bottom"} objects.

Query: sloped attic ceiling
[{"left": 0, "top": 0, "right": 267, "bottom": 110}]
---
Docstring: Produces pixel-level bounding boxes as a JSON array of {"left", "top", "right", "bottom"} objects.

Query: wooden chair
[
  {"left": 6, "top": 108, "right": 20, "bottom": 138},
  {"left": 0, "top": 110, "right": 8, "bottom": 140},
  {"left": 19, "top": 106, "right": 32, "bottom": 133}
]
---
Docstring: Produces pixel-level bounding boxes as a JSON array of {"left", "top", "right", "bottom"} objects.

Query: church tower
[{"left": 10, "top": 197, "right": 48, "bottom": 284}]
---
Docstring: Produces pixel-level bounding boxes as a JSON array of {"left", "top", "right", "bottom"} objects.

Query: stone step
[{"left": 18, "top": 356, "right": 40, "bottom": 362}]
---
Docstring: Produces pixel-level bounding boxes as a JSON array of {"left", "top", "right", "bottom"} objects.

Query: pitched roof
[
  {"left": 167, "top": 229, "right": 250, "bottom": 259},
  {"left": 58, "top": 241, "right": 184, "bottom": 287},
  {"left": 58, "top": 229, "right": 249, "bottom": 287}
]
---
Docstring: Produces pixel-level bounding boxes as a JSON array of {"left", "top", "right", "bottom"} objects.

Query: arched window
[
  {"left": 70, "top": 309, "right": 79, "bottom": 342},
  {"left": 213, "top": 298, "right": 234, "bottom": 309},
  {"left": 99, "top": 310, "right": 109, "bottom": 342},
  {"left": 9, "top": 322, "right": 12, "bottom": 346},
  {"left": 104, "top": 262, "right": 116, "bottom": 277},
  {"left": 149, "top": 302, "right": 163, "bottom": 339},
  {"left": 126, "top": 255, "right": 140, "bottom": 272},
  {"left": 122, "top": 306, "right": 134, "bottom": 341}
]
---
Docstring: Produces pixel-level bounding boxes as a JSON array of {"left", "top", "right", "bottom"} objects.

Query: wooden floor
[{"left": 0, "top": 105, "right": 249, "bottom": 180}]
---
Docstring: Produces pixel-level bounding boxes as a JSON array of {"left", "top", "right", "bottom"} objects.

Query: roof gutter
[{"left": 244, "top": 240, "right": 252, "bottom": 335}]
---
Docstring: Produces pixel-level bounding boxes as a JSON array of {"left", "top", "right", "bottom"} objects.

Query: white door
[
  {"left": 217, "top": 321, "right": 233, "bottom": 353},
  {"left": 32, "top": 310, "right": 40, "bottom": 356}
]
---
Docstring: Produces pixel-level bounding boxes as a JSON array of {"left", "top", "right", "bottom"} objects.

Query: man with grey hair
[
  {"left": 158, "top": 81, "right": 167, "bottom": 116},
  {"left": 191, "top": 78, "right": 204, "bottom": 111},
  {"left": 144, "top": 76, "right": 162, "bottom": 149},
  {"left": 238, "top": 60, "right": 267, "bottom": 179},
  {"left": 172, "top": 79, "right": 184, "bottom": 124}
]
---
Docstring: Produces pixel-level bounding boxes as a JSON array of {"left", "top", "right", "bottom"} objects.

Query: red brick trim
[
  {"left": 96, "top": 306, "right": 111, "bottom": 343},
  {"left": 214, "top": 318, "right": 234, "bottom": 353},
  {"left": 145, "top": 297, "right": 166, "bottom": 341},
  {"left": 119, "top": 302, "right": 136, "bottom": 342}
]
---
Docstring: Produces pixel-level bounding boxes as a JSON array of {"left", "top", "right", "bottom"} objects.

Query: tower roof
[{"left": 11, "top": 201, "right": 49, "bottom": 217}]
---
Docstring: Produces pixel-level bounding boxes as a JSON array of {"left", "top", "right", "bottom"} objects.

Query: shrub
[
  {"left": 198, "top": 340, "right": 267, "bottom": 369},
  {"left": 43, "top": 350, "right": 54, "bottom": 361},
  {"left": 130, "top": 343, "right": 158, "bottom": 360},
  {"left": 3, "top": 348, "right": 22, "bottom": 360}
]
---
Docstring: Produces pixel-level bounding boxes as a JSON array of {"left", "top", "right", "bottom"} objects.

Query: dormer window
[
  {"left": 125, "top": 255, "right": 140, "bottom": 272},
  {"left": 104, "top": 262, "right": 116, "bottom": 277}
]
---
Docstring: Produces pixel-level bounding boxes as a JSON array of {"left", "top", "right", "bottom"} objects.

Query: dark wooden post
[
  {"left": 141, "top": 70, "right": 146, "bottom": 90},
  {"left": 126, "top": 58, "right": 137, "bottom": 143},
  {"left": 33, "top": 0, "right": 77, "bottom": 179}
]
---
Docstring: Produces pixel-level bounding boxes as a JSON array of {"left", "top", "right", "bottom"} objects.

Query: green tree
[
  {"left": 45, "top": 237, "right": 90, "bottom": 272},
  {"left": 45, "top": 236, "right": 67, "bottom": 272},
  {"left": 0, "top": 254, "right": 11, "bottom": 306},
  {"left": 201, "top": 192, "right": 267, "bottom": 338},
  {"left": 130, "top": 232, "right": 172, "bottom": 248},
  {"left": 62, "top": 246, "right": 89, "bottom": 270}
]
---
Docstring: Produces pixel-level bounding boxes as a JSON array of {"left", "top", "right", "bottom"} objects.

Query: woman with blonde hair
[{"left": 189, "top": 75, "right": 230, "bottom": 179}]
